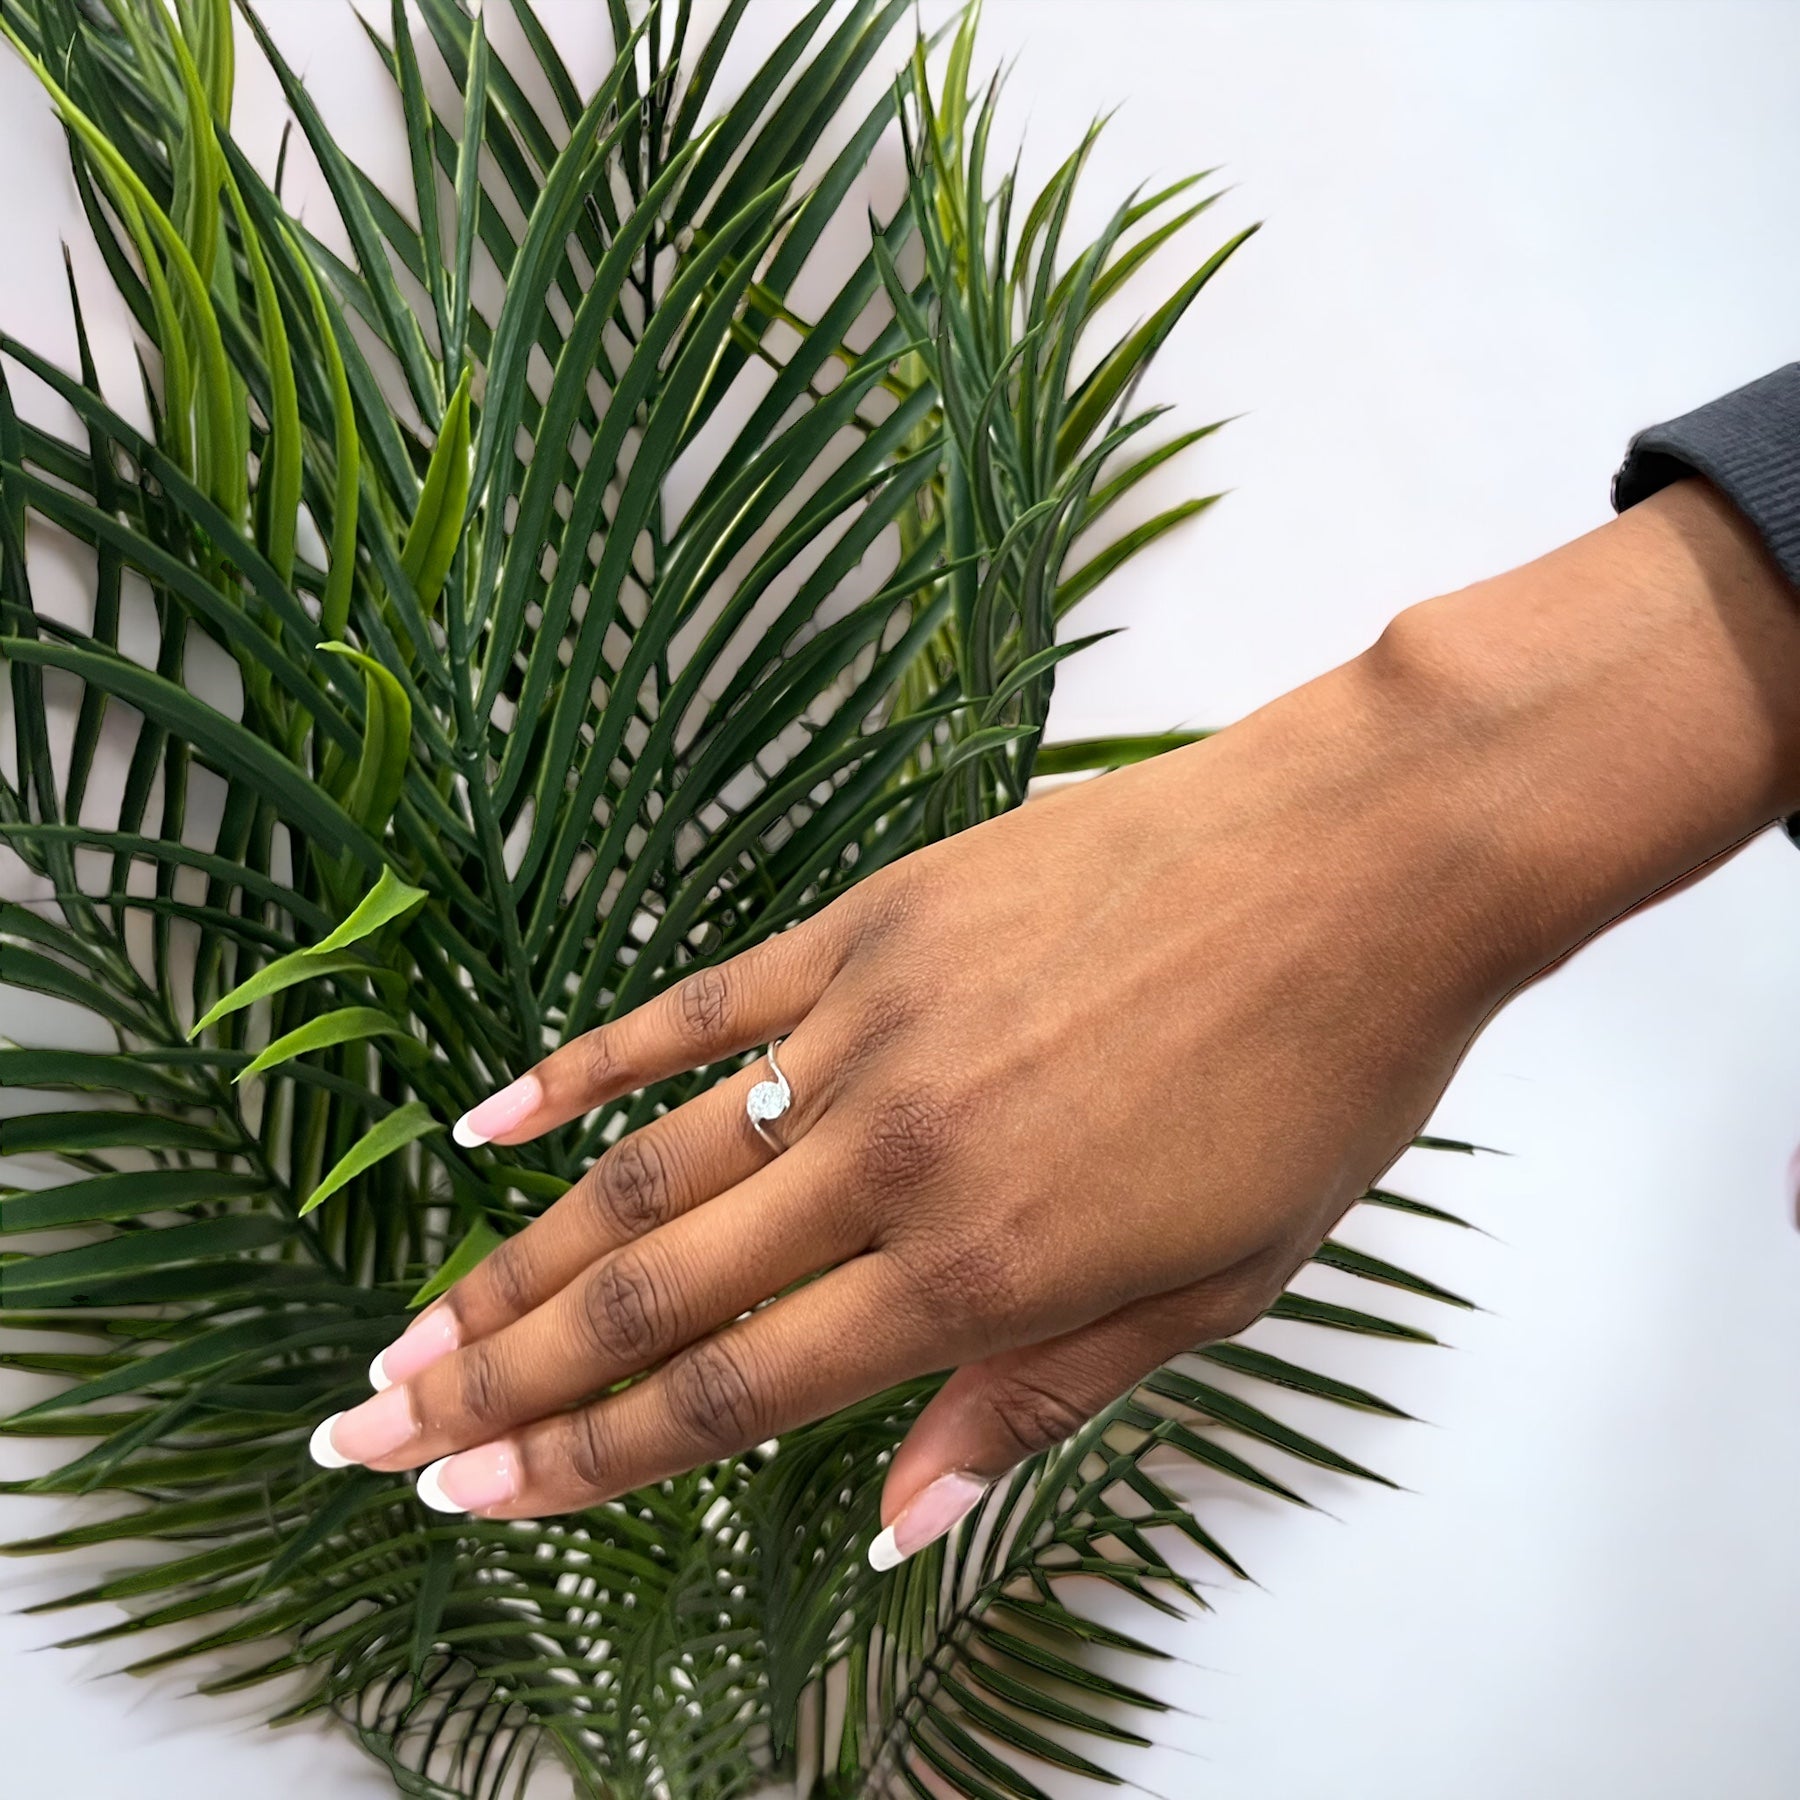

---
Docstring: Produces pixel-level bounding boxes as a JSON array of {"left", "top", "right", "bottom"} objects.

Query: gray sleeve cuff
[
  {"left": 1612, "top": 363, "right": 1800, "bottom": 593},
  {"left": 1613, "top": 364, "right": 1800, "bottom": 844}
]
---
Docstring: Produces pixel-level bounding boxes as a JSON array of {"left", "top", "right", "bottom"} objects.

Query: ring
[{"left": 745, "top": 1038, "right": 792, "bottom": 1152}]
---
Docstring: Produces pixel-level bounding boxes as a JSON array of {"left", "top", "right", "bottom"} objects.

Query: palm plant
[{"left": 0, "top": 2, "right": 1478, "bottom": 1796}]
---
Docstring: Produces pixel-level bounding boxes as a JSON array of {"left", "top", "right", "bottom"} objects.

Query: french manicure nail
[
  {"left": 868, "top": 1471, "right": 988, "bottom": 1572},
  {"left": 309, "top": 1412, "right": 353, "bottom": 1469},
  {"left": 452, "top": 1074, "right": 542, "bottom": 1149},
  {"left": 416, "top": 1441, "right": 519, "bottom": 1514},
  {"left": 323, "top": 1383, "right": 418, "bottom": 1464},
  {"left": 370, "top": 1303, "right": 460, "bottom": 1390}
]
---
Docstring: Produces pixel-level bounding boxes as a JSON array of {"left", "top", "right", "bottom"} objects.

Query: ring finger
[{"left": 367, "top": 1021, "right": 848, "bottom": 1389}]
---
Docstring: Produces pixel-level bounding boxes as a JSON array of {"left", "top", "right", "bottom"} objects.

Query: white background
[{"left": 4, "top": 3, "right": 1800, "bottom": 1796}]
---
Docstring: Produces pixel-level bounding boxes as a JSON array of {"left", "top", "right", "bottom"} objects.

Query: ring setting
[{"left": 746, "top": 1038, "right": 792, "bottom": 1151}]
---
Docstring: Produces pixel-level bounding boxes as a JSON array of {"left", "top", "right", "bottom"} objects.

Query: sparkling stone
[{"left": 746, "top": 1079, "right": 789, "bottom": 1122}]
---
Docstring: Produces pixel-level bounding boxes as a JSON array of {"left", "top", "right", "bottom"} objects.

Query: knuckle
[
  {"left": 852, "top": 860, "right": 924, "bottom": 945},
  {"left": 573, "top": 1027, "right": 622, "bottom": 1091},
  {"left": 478, "top": 1237, "right": 538, "bottom": 1319},
  {"left": 857, "top": 1085, "right": 962, "bottom": 1190},
  {"left": 664, "top": 1337, "right": 764, "bottom": 1457},
  {"left": 985, "top": 1373, "right": 1092, "bottom": 1462},
  {"left": 579, "top": 1252, "right": 671, "bottom": 1365},
  {"left": 589, "top": 1130, "right": 675, "bottom": 1238},
  {"left": 453, "top": 1340, "right": 511, "bottom": 1431},
  {"left": 851, "top": 978, "right": 921, "bottom": 1058},
  {"left": 674, "top": 964, "right": 732, "bottom": 1046},
  {"left": 563, "top": 1405, "right": 614, "bottom": 1497}
]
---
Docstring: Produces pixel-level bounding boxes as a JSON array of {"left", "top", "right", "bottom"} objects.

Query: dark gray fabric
[
  {"left": 1613, "top": 364, "right": 1800, "bottom": 842},
  {"left": 1613, "top": 363, "right": 1800, "bottom": 592}
]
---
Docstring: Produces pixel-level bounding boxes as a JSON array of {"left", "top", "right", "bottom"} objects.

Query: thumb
[{"left": 868, "top": 1273, "right": 1264, "bottom": 1572}]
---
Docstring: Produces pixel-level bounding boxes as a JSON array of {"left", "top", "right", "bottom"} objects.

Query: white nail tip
[
  {"left": 368, "top": 1350, "right": 393, "bottom": 1392},
  {"left": 867, "top": 1525, "right": 905, "bottom": 1572},
  {"left": 309, "top": 1413, "right": 353, "bottom": 1469},
  {"left": 416, "top": 1456, "right": 461, "bottom": 1513},
  {"left": 451, "top": 1116, "right": 488, "bottom": 1149}
]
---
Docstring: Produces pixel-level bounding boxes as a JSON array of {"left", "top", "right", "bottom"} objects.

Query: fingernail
[
  {"left": 309, "top": 1412, "right": 353, "bottom": 1469},
  {"left": 416, "top": 1441, "right": 519, "bottom": 1514},
  {"left": 370, "top": 1303, "right": 460, "bottom": 1391},
  {"left": 453, "top": 1074, "right": 542, "bottom": 1149},
  {"left": 323, "top": 1384, "right": 418, "bottom": 1464},
  {"left": 868, "top": 1471, "right": 988, "bottom": 1572}
]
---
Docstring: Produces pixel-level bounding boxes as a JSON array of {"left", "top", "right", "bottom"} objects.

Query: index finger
[{"left": 451, "top": 915, "right": 848, "bottom": 1150}]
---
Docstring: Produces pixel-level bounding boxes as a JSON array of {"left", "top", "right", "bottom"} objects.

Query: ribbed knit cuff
[
  {"left": 1612, "top": 363, "right": 1800, "bottom": 593},
  {"left": 1613, "top": 364, "right": 1800, "bottom": 844}
]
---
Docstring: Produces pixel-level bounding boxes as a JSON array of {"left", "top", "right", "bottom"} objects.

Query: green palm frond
[{"left": 0, "top": 3, "right": 1475, "bottom": 1796}]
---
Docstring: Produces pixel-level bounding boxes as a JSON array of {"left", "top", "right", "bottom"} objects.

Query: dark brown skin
[{"left": 315, "top": 479, "right": 1800, "bottom": 1563}]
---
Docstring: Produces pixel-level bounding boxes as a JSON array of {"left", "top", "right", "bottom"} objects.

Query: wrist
[{"left": 1346, "top": 479, "right": 1800, "bottom": 991}]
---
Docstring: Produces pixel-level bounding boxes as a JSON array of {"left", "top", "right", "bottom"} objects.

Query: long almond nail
[
  {"left": 416, "top": 1441, "right": 519, "bottom": 1514},
  {"left": 452, "top": 1074, "right": 542, "bottom": 1148},
  {"left": 370, "top": 1303, "right": 460, "bottom": 1390},
  {"left": 324, "top": 1384, "right": 418, "bottom": 1464},
  {"left": 868, "top": 1471, "right": 988, "bottom": 1572}
]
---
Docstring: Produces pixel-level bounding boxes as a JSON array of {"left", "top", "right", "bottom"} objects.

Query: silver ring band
[{"left": 745, "top": 1037, "right": 792, "bottom": 1152}]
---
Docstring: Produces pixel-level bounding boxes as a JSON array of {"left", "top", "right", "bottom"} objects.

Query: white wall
[{"left": 4, "top": 3, "right": 1800, "bottom": 1796}]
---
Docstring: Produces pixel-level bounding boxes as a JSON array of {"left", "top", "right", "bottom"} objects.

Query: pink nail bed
[
  {"left": 370, "top": 1304, "right": 460, "bottom": 1390},
  {"left": 453, "top": 1074, "right": 542, "bottom": 1148},
  {"left": 326, "top": 1383, "right": 418, "bottom": 1463},
  {"left": 417, "top": 1441, "right": 518, "bottom": 1513}
]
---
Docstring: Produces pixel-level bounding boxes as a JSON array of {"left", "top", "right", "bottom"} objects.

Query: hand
[{"left": 311, "top": 480, "right": 1800, "bottom": 1566}]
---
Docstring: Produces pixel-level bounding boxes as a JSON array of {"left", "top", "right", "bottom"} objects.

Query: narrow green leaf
[
  {"left": 1198, "top": 1343, "right": 1416, "bottom": 1419},
  {"left": 237, "top": 1007, "right": 409, "bottom": 1082},
  {"left": 1265, "top": 1292, "right": 1441, "bottom": 1344},
  {"left": 1145, "top": 1371, "right": 1398, "bottom": 1486},
  {"left": 1314, "top": 1240, "right": 1477, "bottom": 1310},
  {"left": 1056, "top": 495, "right": 1220, "bottom": 616},
  {"left": 1032, "top": 731, "right": 1208, "bottom": 776},
  {"left": 1056, "top": 223, "right": 1262, "bottom": 465},
  {"left": 189, "top": 867, "right": 425, "bottom": 1036},
  {"left": 187, "top": 949, "right": 378, "bottom": 1041},
  {"left": 298, "top": 1102, "right": 440, "bottom": 1217},
  {"left": 445, "top": 13, "right": 488, "bottom": 375},
  {"left": 398, "top": 365, "right": 472, "bottom": 609},
  {"left": 1, "top": 1168, "right": 266, "bottom": 1235},
  {"left": 0, "top": 1049, "right": 194, "bottom": 1104},
  {"left": 315, "top": 866, "right": 431, "bottom": 953},
  {"left": 0, "top": 1111, "right": 229, "bottom": 1156},
  {"left": 1362, "top": 1186, "right": 1475, "bottom": 1229},
  {"left": 256, "top": 1470, "right": 386, "bottom": 1595},
  {"left": 281, "top": 220, "right": 360, "bottom": 639},
  {"left": 410, "top": 1533, "right": 456, "bottom": 1675},
  {"left": 317, "top": 645, "right": 413, "bottom": 837},
  {"left": 409, "top": 1216, "right": 503, "bottom": 1308},
  {"left": 0, "top": 1215, "right": 292, "bottom": 1304}
]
